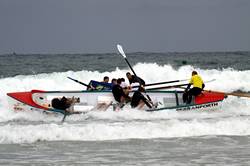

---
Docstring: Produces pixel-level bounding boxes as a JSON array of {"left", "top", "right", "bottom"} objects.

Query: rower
[
  {"left": 51, "top": 96, "right": 80, "bottom": 112},
  {"left": 111, "top": 78, "right": 117, "bottom": 85},
  {"left": 102, "top": 76, "right": 109, "bottom": 83},
  {"left": 87, "top": 76, "right": 112, "bottom": 90},
  {"left": 131, "top": 86, "right": 153, "bottom": 109},
  {"left": 126, "top": 72, "right": 145, "bottom": 86},
  {"left": 184, "top": 71, "right": 205, "bottom": 104},
  {"left": 112, "top": 78, "right": 131, "bottom": 110}
]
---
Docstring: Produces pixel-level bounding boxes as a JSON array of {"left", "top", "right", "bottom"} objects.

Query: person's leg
[
  {"left": 182, "top": 91, "right": 188, "bottom": 103},
  {"left": 192, "top": 88, "right": 202, "bottom": 96},
  {"left": 113, "top": 96, "right": 126, "bottom": 111},
  {"left": 96, "top": 102, "right": 113, "bottom": 111},
  {"left": 187, "top": 88, "right": 202, "bottom": 104},
  {"left": 131, "top": 91, "right": 141, "bottom": 108},
  {"left": 187, "top": 88, "right": 195, "bottom": 104},
  {"left": 136, "top": 100, "right": 145, "bottom": 110}
]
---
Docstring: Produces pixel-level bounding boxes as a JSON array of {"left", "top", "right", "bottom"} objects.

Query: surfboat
[{"left": 7, "top": 89, "right": 226, "bottom": 115}]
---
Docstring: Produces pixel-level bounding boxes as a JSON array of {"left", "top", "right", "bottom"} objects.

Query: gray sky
[{"left": 0, "top": 0, "right": 250, "bottom": 54}]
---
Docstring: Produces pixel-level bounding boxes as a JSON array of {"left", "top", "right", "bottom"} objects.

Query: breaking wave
[{"left": 0, "top": 63, "right": 250, "bottom": 143}]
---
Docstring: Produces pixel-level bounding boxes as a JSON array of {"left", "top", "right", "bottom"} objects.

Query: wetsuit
[
  {"left": 87, "top": 80, "right": 113, "bottom": 90},
  {"left": 51, "top": 97, "right": 71, "bottom": 110},
  {"left": 129, "top": 75, "right": 145, "bottom": 86},
  {"left": 112, "top": 84, "right": 127, "bottom": 102},
  {"left": 131, "top": 91, "right": 152, "bottom": 108}
]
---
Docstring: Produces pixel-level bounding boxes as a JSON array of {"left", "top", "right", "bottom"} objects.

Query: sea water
[{"left": 0, "top": 52, "right": 250, "bottom": 165}]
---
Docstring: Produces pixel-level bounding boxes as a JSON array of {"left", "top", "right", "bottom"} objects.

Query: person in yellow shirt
[{"left": 184, "top": 71, "right": 205, "bottom": 104}]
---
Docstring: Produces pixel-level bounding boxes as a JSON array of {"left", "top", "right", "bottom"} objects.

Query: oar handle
[{"left": 132, "top": 79, "right": 188, "bottom": 88}]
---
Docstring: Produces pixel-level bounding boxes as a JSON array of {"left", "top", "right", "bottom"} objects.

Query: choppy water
[
  {"left": 0, "top": 51, "right": 249, "bottom": 78},
  {"left": 0, "top": 52, "right": 250, "bottom": 165},
  {"left": 1, "top": 137, "right": 250, "bottom": 165}
]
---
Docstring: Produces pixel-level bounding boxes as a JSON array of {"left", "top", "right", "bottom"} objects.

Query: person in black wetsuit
[
  {"left": 51, "top": 96, "right": 80, "bottom": 112},
  {"left": 126, "top": 72, "right": 145, "bottom": 86},
  {"left": 112, "top": 78, "right": 130, "bottom": 104},
  {"left": 131, "top": 86, "right": 152, "bottom": 109},
  {"left": 126, "top": 72, "right": 153, "bottom": 109}
]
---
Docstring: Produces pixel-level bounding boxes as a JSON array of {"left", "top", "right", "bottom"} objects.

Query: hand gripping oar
[
  {"left": 117, "top": 44, "right": 153, "bottom": 107},
  {"left": 67, "top": 77, "right": 92, "bottom": 89}
]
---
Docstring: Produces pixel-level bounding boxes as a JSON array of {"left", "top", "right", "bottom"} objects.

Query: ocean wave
[{"left": 0, "top": 63, "right": 250, "bottom": 143}]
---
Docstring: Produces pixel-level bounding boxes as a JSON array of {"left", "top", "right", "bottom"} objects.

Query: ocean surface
[{"left": 0, "top": 52, "right": 250, "bottom": 165}]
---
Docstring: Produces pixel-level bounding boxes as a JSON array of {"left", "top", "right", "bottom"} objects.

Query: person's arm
[
  {"left": 185, "top": 83, "right": 191, "bottom": 92},
  {"left": 140, "top": 94, "right": 152, "bottom": 108},
  {"left": 186, "top": 77, "right": 193, "bottom": 91},
  {"left": 135, "top": 76, "right": 145, "bottom": 85},
  {"left": 139, "top": 77, "right": 145, "bottom": 86},
  {"left": 202, "top": 83, "right": 205, "bottom": 90}
]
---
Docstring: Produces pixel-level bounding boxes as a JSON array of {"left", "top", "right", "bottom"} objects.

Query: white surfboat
[{"left": 7, "top": 89, "right": 226, "bottom": 115}]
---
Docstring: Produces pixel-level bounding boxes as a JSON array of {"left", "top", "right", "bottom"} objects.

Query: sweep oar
[
  {"left": 178, "top": 86, "right": 250, "bottom": 99},
  {"left": 169, "top": 81, "right": 250, "bottom": 99},
  {"left": 205, "top": 90, "right": 250, "bottom": 98}
]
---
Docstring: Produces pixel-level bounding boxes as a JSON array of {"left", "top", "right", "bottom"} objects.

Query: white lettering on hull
[{"left": 176, "top": 102, "right": 219, "bottom": 111}]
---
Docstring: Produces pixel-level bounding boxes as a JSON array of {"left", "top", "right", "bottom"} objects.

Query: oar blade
[
  {"left": 117, "top": 44, "right": 126, "bottom": 58},
  {"left": 226, "top": 92, "right": 250, "bottom": 98}
]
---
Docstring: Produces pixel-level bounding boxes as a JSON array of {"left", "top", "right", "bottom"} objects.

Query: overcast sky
[{"left": 0, "top": 0, "right": 249, "bottom": 54}]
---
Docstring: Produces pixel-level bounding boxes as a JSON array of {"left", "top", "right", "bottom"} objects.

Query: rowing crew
[
  {"left": 93, "top": 72, "right": 152, "bottom": 110},
  {"left": 51, "top": 70, "right": 205, "bottom": 112},
  {"left": 112, "top": 76, "right": 153, "bottom": 111},
  {"left": 95, "top": 70, "right": 205, "bottom": 110}
]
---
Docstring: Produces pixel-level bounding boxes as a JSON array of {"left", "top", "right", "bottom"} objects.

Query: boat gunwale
[{"left": 31, "top": 90, "right": 185, "bottom": 94}]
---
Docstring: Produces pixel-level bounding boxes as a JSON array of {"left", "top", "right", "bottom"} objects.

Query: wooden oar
[{"left": 177, "top": 86, "right": 250, "bottom": 99}]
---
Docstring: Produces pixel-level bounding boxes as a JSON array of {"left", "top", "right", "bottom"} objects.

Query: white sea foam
[
  {"left": 0, "top": 63, "right": 250, "bottom": 143},
  {"left": 1, "top": 116, "right": 250, "bottom": 144}
]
